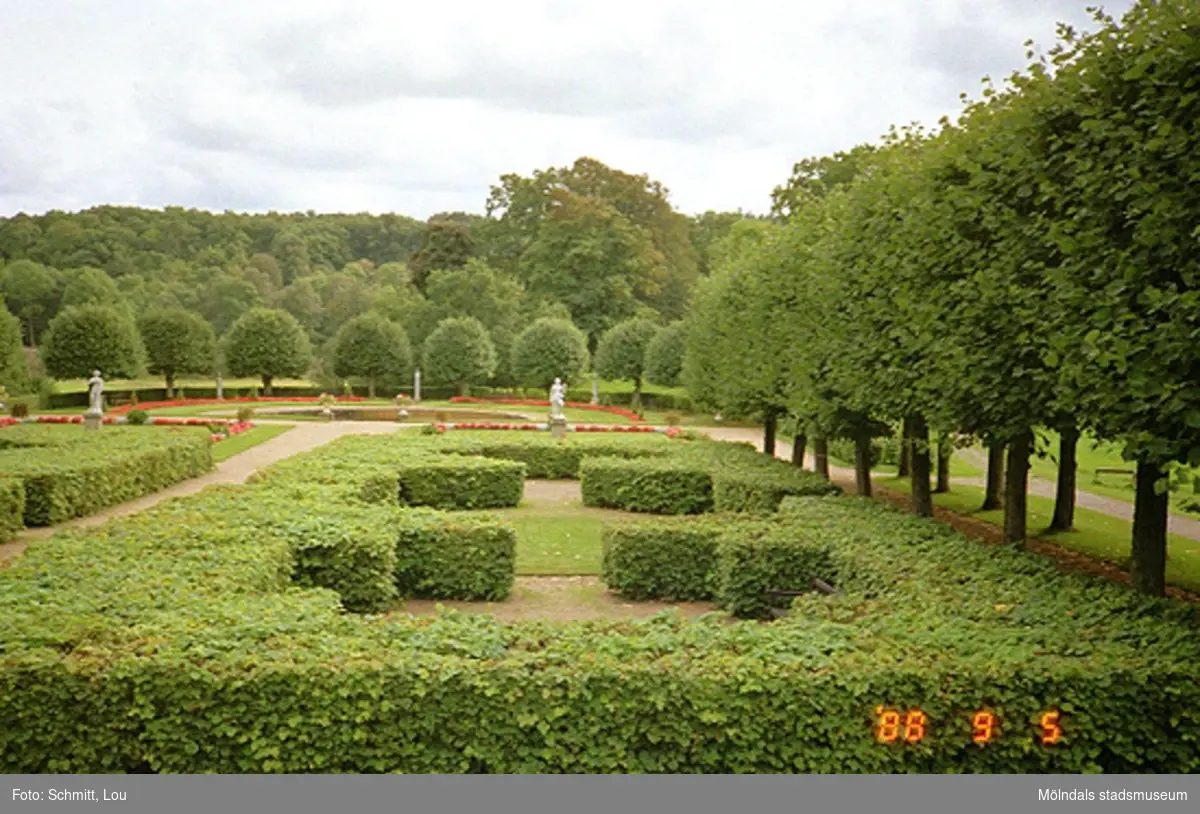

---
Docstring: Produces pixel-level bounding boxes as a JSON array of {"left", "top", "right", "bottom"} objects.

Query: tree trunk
[
  {"left": 1003, "top": 430, "right": 1032, "bottom": 544},
  {"left": 368, "top": 376, "right": 376, "bottom": 399},
  {"left": 854, "top": 433, "right": 873, "bottom": 497},
  {"left": 762, "top": 408, "right": 778, "bottom": 459},
  {"left": 458, "top": 381, "right": 470, "bottom": 397},
  {"left": 165, "top": 373, "right": 175, "bottom": 400},
  {"left": 935, "top": 432, "right": 952, "bottom": 493},
  {"left": 1049, "top": 425, "right": 1079, "bottom": 532},
  {"left": 27, "top": 319, "right": 36, "bottom": 348},
  {"left": 981, "top": 441, "right": 1005, "bottom": 511},
  {"left": 632, "top": 377, "right": 642, "bottom": 414},
  {"left": 910, "top": 416, "right": 933, "bottom": 517},
  {"left": 262, "top": 375, "right": 273, "bottom": 397},
  {"left": 1131, "top": 459, "right": 1169, "bottom": 596},
  {"left": 814, "top": 437, "right": 830, "bottom": 480},
  {"left": 792, "top": 432, "right": 807, "bottom": 468},
  {"left": 897, "top": 418, "right": 911, "bottom": 477}
]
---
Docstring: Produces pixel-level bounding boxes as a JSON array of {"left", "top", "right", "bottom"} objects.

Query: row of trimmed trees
[
  {"left": 683, "top": 0, "right": 1199, "bottom": 596},
  {"left": 0, "top": 297, "right": 688, "bottom": 402}
]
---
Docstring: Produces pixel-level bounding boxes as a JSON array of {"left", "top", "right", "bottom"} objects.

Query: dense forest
[{"left": 0, "top": 157, "right": 751, "bottom": 392}]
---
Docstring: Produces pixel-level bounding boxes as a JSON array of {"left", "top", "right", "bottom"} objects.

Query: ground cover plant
[{"left": 2, "top": 429, "right": 1198, "bottom": 773}]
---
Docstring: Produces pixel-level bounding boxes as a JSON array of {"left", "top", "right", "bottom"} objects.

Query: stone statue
[
  {"left": 549, "top": 378, "right": 566, "bottom": 420},
  {"left": 87, "top": 370, "right": 104, "bottom": 415}
]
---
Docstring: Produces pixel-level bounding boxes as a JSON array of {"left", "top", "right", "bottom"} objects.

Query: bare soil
[{"left": 392, "top": 576, "right": 721, "bottom": 622}]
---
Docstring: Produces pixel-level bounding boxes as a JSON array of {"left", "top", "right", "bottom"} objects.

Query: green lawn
[
  {"left": 826, "top": 451, "right": 984, "bottom": 479},
  {"left": 466, "top": 500, "right": 641, "bottom": 576},
  {"left": 211, "top": 424, "right": 294, "bottom": 463},
  {"left": 879, "top": 476, "right": 1200, "bottom": 594}
]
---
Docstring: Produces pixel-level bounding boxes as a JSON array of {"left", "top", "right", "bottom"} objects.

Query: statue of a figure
[
  {"left": 549, "top": 378, "right": 566, "bottom": 420},
  {"left": 87, "top": 370, "right": 104, "bottom": 415}
]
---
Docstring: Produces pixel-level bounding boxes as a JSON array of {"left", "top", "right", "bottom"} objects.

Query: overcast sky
[{"left": 0, "top": 0, "right": 1132, "bottom": 220}]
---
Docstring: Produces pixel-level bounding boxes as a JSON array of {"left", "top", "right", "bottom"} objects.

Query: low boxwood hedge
[
  {"left": 0, "top": 426, "right": 212, "bottom": 527},
  {"left": 0, "top": 477, "right": 23, "bottom": 541},
  {"left": 395, "top": 458, "right": 525, "bottom": 510},
  {"left": 395, "top": 509, "right": 516, "bottom": 601},
  {"left": 443, "top": 435, "right": 667, "bottom": 479},
  {"left": 601, "top": 518, "right": 727, "bottom": 600},
  {"left": 581, "top": 457, "right": 713, "bottom": 514},
  {"left": 601, "top": 516, "right": 835, "bottom": 617},
  {"left": 713, "top": 527, "right": 836, "bottom": 618},
  {"left": 713, "top": 468, "right": 842, "bottom": 514}
]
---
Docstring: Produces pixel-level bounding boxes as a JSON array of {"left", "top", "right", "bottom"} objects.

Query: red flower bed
[
  {"left": 109, "top": 395, "right": 365, "bottom": 415},
  {"left": 449, "top": 396, "right": 641, "bottom": 422},
  {"left": 570, "top": 424, "right": 658, "bottom": 433},
  {"left": 0, "top": 417, "right": 18, "bottom": 428},
  {"left": 449, "top": 422, "right": 543, "bottom": 431}
]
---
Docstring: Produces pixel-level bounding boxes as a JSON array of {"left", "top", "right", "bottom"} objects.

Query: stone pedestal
[
  {"left": 550, "top": 416, "right": 567, "bottom": 440},
  {"left": 83, "top": 411, "right": 103, "bottom": 432},
  {"left": 322, "top": 408, "right": 334, "bottom": 422}
]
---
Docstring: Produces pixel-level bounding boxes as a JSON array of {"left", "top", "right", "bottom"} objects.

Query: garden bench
[{"left": 1093, "top": 467, "right": 1134, "bottom": 482}]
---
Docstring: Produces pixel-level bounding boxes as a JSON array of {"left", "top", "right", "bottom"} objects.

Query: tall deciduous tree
[
  {"left": 224, "top": 308, "right": 312, "bottom": 395},
  {"left": 644, "top": 322, "right": 687, "bottom": 388},
  {"left": 60, "top": 267, "right": 123, "bottom": 310},
  {"left": 519, "top": 190, "right": 664, "bottom": 348},
  {"left": 510, "top": 317, "right": 591, "bottom": 391},
  {"left": 594, "top": 317, "right": 659, "bottom": 409},
  {"left": 0, "top": 259, "right": 60, "bottom": 346},
  {"left": 0, "top": 304, "right": 30, "bottom": 394},
  {"left": 333, "top": 314, "right": 412, "bottom": 397},
  {"left": 421, "top": 317, "right": 496, "bottom": 396},
  {"left": 138, "top": 308, "right": 215, "bottom": 397},
  {"left": 407, "top": 220, "right": 475, "bottom": 290},
  {"left": 41, "top": 305, "right": 144, "bottom": 380}
]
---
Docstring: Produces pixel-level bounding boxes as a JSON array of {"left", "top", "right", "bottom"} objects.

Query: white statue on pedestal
[
  {"left": 549, "top": 378, "right": 566, "bottom": 421},
  {"left": 87, "top": 370, "right": 104, "bottom": 415}
]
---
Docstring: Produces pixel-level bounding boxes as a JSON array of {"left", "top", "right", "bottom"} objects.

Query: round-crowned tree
[
  {"left": 60, "top": 268, "right": 124, "bottom": 310},
  {"left": 422, "top": 316, "right": 496, "bottom": 396},
  {"left": 644, "top": 321, "right": 686, "bottom": 388},
  {"left": 333, "top": 313, "right": 412, "bottom": 397},
  {"left": 138, "top": 308, "right": 215, "bottom": 397},
  {"left": 223, "top": 308, "right": 311, "bottom": 395},
  {"left": 594, "top": 317, "right": 659, "bottom": 408},
  {"left": 0, "top": 303, "right": 30, "bottom": 395},
  {"left": 510, "top": 317, "right": 590, "bottom": 391},
  {"left": 41, "top": 304, "right": 144, "bottom": 379}
]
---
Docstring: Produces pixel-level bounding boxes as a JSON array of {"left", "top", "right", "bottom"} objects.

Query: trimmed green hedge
[
  {"left": 601, "top": 518, "right": 726, "bottom": 600},
  {"left": 395, "top": 458, "right": 525, "bottom": 510},
  {"left": 713, "top": 527, "right": 836, "bottom": 618},
  {"left": 601, "top": 516, "right": 835, "bottom": 617},
  {"left": 581, "top": 457, "right": 713, "bottom": 514},
  {"left": 395, "top": 509, "right": 516, "bottom": 601},
  {"left": 443, "top": 435, "right": 666, "bottom": 479},
  {"left": 2, "top": 433, "right": 1200, "bottom": 773},
  {"left": 0, "top": 426, "right": 212, "bottom": 526},
  {"left": 0, "top": 477, "right": 23, "bottom": 541},
  {"left": 713, "top": 468, "right": 842, "bottom": 513}
]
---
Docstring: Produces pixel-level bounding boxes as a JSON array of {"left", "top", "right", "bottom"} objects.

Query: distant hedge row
[{"left": 0, "top": 425, "right": 212, "bottom": 538}]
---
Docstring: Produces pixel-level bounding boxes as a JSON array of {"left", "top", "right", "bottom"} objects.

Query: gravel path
[{"left": 0, "top": 421, "right": 407, "bottom": 562}]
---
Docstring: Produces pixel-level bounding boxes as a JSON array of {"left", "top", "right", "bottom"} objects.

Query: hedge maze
[{"left": 1, "top": 429, "right": 1198, "bottom": 773}]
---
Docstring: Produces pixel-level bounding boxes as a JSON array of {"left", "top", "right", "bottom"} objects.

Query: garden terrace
[
  {"left": 1, "top": 429, "right": 1198, "bottom": 773},
  {"left": 0, "top": 425, "right": 212, "bottom": 539}
]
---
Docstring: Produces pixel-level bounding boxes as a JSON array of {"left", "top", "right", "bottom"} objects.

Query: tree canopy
[
  {"left": 510, "top": 317, "right": 591, "bottom": 390},
  {"left": 41, "top": 304, "right": 143, "bottom": 379},
  {"left": 223, "top": 308, "right": 311, "bottom": 394}
]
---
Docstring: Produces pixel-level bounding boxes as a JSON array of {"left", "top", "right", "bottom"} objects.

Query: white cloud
[{"left": 0, "top": 0, "right": 1131, "bottom": 218}]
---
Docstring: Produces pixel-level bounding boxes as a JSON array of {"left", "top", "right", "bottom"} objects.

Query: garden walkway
[
  {"left": 0, "top": 421, "right": 407, "bottom": 563},
  {"left": 698, "top": 427, "right": 1200, "bottom": 542}
]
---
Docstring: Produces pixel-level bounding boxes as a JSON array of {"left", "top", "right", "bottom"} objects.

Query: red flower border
[{"left": 448, "top": 396, "right": 640, "bottom": 422}]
